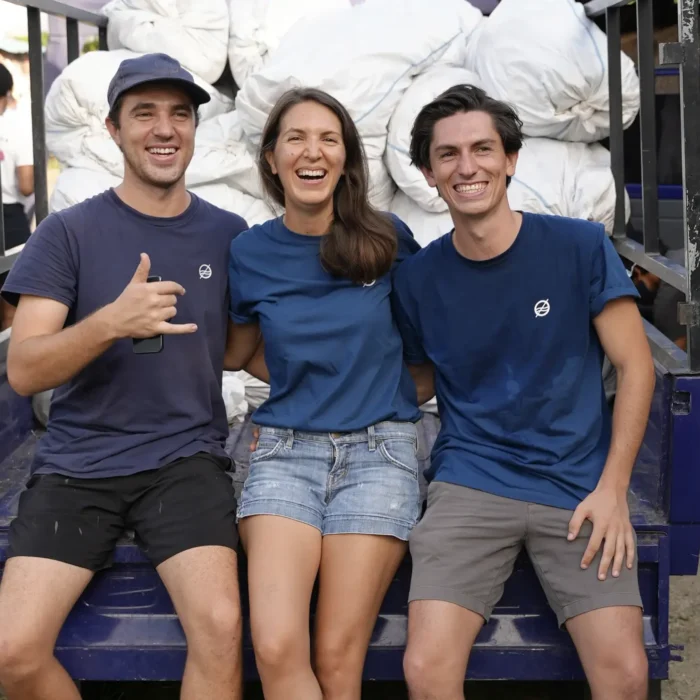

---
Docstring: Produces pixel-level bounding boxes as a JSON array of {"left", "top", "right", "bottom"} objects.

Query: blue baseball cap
[{"left": 107, "top": 53, "right": 211, "bottom": 110}]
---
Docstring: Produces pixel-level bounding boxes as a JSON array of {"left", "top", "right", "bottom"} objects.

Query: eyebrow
[
  {"left": 283, "top": 127, "right": 341, "bottom": 137},
  {"left": 434, "top": 138, "right": 497, "bottom": 152},
  {"left": 129, "top": 102, "right": 192, "bottom": 114}
]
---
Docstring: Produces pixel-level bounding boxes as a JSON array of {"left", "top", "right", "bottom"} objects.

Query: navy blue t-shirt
[
  {"left": 391, "top": 213, "right": 640, "bottom": 510},
  {"left": 1, "top": 190, "right": 248, "bottom": 478},
  {"left": 228, "top": 214, "right": 422, "bottom": 432}
]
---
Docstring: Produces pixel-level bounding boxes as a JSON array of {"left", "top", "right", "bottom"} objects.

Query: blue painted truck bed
[{"left": 0, "top": 356, "right": 697, "bottom": 683}]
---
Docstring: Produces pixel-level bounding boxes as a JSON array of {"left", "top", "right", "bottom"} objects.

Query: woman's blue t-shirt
[{"left": 228, "top": 213, "right": 422, "bottom": 432}]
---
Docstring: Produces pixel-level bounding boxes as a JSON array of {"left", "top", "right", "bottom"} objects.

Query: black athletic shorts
[{"left": 8, "top": 452, "right": 239, "bottom": 570}]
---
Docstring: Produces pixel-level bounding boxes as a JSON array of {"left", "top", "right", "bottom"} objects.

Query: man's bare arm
[
  {"left": 568, "top": 297, "right": 655, "bottom": 580},
  {"left": 408, "top": 362, "right": 435, "bottom": 406},
  {"left": 223, "top": 320, "right": 262, "bottom": 372},
  {"left": 8, "top": 253, "right": 195, "bottom": 396}
]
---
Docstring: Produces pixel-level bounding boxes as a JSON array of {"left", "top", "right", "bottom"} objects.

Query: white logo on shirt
[
  {"left": 199, "top": 264, "right": 212, "bottom": 280},
  {"left": 363, "top": 280, "right": 377, "bottom": 288},
  {"left": 534, "top": 299, "right": 550, "bottom": 318}
]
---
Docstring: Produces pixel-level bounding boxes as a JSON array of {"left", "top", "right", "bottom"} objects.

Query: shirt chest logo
[
  {"left": 534, "top": 299, "right": 550, "bottom": 318},
  {"left": 199, "top": 264, "right": 212, "bottom": 280}
]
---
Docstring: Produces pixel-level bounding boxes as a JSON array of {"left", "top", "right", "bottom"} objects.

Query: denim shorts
[{"left": 237, "top": 421, "right": 422, "bottom": 540}]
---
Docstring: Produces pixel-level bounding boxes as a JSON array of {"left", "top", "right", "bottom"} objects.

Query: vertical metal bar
[
  {"left": 27, "top": 6, "right": 48, "bottom": 225},
  {"left": 678, "top": 0, "right": 700, "bottom": 371},
  {"left": 606, "top": 6, "right": 626, "bottom": 238},
  {"left": 637, "top": 0, "right": 660, "bottom": 254},
  {"left": 0, "top": 151, "right": 5, "bottom": 257},
  {"left": 98, "top": 25, "right": 108, "bottom": 51},
  {"left": 66, "top": 18, "right": 80, "bottom": 64}
]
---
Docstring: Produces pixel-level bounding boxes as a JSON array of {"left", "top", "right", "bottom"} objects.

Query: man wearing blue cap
[{"left": 0, "top": 54, "right": 247, "bottom": 699}]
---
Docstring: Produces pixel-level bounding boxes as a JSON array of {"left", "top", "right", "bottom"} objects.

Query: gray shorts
[{"left": 409, "top": 482, "right": 643, "bottom": 626}]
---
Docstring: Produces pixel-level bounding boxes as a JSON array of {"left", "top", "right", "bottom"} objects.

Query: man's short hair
[
  {"left": 410, "top": 84, "right": 524, "bottom": 175},
  {"left": 0, "top": 63, "right": 13, "bottom": 98}
]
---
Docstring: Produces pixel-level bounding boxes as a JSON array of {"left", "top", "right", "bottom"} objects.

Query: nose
[
  {"left": 304, "top": 136, "right": 322, "bottom": 161},
  {"left": 152, "top": 112, "right": 176, "bottom": 139},
  {"left": 456, "top": 150, "right": 478, "bottom": 178}
]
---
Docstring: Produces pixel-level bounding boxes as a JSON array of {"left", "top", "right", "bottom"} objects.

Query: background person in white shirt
[{"left": 0, "top": 62, "right": 34, "bottom": 330}]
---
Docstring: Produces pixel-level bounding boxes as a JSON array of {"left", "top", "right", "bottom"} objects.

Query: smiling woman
[{"left": 258, "top": 87, "right": 397, "bottom": 285}]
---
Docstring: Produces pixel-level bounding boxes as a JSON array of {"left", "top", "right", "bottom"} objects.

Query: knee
[
  {"left": 186, "top": 598, "right": 242, "bottom": 654},
  {"left": 315, "top": 640, "right": 355, "bottom": 691},
  {"left": 404, "top": 645, "right": 443, "bottom": 695},
  {"left": 0, "top": 633, "right": 45, "bottom": 686},
  {"left": 598, "top": 648, "right": 648, "bottom": 699},
  {"left": 254, "top": 631, "right": 301, "bottom": 675}
]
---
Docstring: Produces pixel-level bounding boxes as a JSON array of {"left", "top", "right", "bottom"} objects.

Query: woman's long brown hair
[{"left": 258, "top": 87, "right": 397, "bottom": 285}]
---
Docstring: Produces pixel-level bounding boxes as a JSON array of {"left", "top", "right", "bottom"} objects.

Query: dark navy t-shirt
[
  {"left": 1, "top": 190, "right": 248, "bottom": 478},
  {"left": 391, "top": 213, "right": 640, "bottom": 510},
  {"left": 228, "top": 214, "right": 422, "bottom": 432}
]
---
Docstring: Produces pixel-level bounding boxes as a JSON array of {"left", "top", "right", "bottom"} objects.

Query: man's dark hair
[
  {"left": 410, "top": 84, "right": 524, "bottom": 186},
  {"left": 0, "top": 63, "right": 13, "bottom": 98},
  {"left": 107, "top": 90, "right": 200, "bottom": 129}
]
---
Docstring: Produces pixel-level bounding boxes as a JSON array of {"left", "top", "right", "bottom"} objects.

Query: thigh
[
  {"left": 240, "top": 515, "right": 322, "bottom": 651},
  {"left": 156, "top": 545, "right": 241, "bottom": 640},
  {"left": 525, "top": 503, "right": 642, "bottom": 627},
  {"left": 314, "top": 534, "right": 406, "bottom": 659},
  {"left": 325, "top": 422, "right": 421, "bottom": 540},
  {"left": 237, "top": 429, "right": 328, "bottom": 532},
  {"left": 0, "top": 556, "right": 93, "bottom": 651},
  {"left": 409, "top": 482, "right": 525, "bottom": 621},
  {"left": 9, "top": 473, "right": 126, "bottom": 571},
  {"left": 129, "top": 453, "right": 239, "bottom": 568}
]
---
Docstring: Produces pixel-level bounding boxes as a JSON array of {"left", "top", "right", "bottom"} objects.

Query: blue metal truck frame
[{"left": 0, "top": 0, "right": 698, "bottom": 695}]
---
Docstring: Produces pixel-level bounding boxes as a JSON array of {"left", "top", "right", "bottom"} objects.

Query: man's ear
[
  {"left": 105, "top": 117, "right": 120, "bottom": 146},
  {"left": 506, "top": 150, "right": 519, "bottom": 179},
  {"left": 420, "top": 165, "right": 438, "bottom": 189},
  {"left": 265, "top": 149, "right": 278, "bottom": 175}
]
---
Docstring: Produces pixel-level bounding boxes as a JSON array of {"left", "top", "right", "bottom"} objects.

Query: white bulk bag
[
  {"left": 45, "top": 50, "right": 233, "bottom": 177},
  {"left": 235, "top": 0, "right": 483, "bottom": 160},
  {"left": 102, "top": 0, "right": 230, "bottom": 85},
  {"left": 368, "top": 158, "right": 396, "bottom": 212},
  {"left": 464, "top": 0, "right": 640, "bottom": 142},
  {"left": 386, "top": 65, "right": 482, "bottom": 213},
  {"left": 222, "top": 371, "right": 249, "bottom": 424},
  {"left": 190, "top": 183, "right": 277, "bottom": 226},
  {"left": 50, "top": 167, "right": 121, "bottom": 212},
  {"left": 227, "top": 0, "right": 350, "bottom": 88},
  {"left": 187, "top": 111, "right": 262, "bottom": 196},
  {"left": 508, "top": 138, "right": 628, "bottom": 235}
]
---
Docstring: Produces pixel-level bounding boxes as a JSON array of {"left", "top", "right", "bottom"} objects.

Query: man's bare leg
[
  {"left": 157, "top": 545, "right": 243, "bottom": 700},
  {"left": 0, "top": 557, "right": 93, "bottom": 699}
]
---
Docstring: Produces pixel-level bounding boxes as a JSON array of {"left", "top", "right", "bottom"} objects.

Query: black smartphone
[{"left": 132, "top": 275, "right": 163, "bottom": 355}]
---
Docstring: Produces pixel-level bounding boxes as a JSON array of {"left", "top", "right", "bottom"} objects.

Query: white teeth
[
  {"left": 148, "top": 148, "right": 177, "bottom": 155},
  {"left": 455, "top": 183, "right": 486, "bottom": 193},
  {"left": 297, "top": 169, "right": 326, "bottom": 177}
]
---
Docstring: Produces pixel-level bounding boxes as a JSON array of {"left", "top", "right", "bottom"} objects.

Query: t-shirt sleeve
[
  {"left": 589, "top": 229, "right": 640, "bottom": 318},
  {"left": 389, "top": 213, "right": 421, "bottom": 267},
  {"left": 0, "top": 213, "right": 77, "bottom": 308},
  {"left": 391, "top": 264, "right": 429, "bottom": 365},
  {"left": 228, "top": 242, "right": 256, "bottom": 325}
]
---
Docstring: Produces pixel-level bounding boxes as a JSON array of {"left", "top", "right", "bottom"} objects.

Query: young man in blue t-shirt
[
  {"left": 0, "top": 54, "right": 247, "bottom": 699},
  {"left": 393, "top": 85, "right": 656, "bottom": 700}
]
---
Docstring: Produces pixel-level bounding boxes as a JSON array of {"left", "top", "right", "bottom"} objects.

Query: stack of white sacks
[{"left": 43, "top": 0, "right": 640, "bottom": 421}]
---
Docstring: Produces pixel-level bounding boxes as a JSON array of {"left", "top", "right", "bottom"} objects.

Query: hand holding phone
[{"left": 104, "top": 254, "right": 198, "bottom": 351}]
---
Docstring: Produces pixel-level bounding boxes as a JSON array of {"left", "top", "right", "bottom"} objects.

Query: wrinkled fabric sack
[
  {"left": 222, "top": 371, "right": 249, "bottom": 424},
  {"left": 227, "top": 0, "right": 350, "bottom": 88},
  {"left": 464, "top": 0, "right": 640, "bottom": 142},
  {"left": 50, "top": 167, "right": 121, "bottom": 212},
  {"left": 386, "top": 65, "right": 482, "bottom": 213},
  {"left": 103, "top": 0, "right": 230, "bottom": 84},
  {"left": 235, "top": 0, "right": 483, "bottom": 160},
  {"left": 190, "top": 182, "right": 277, "bottom": 225},
  {"left": 45, "top": 50, "right": 232, "bottom": 177}
]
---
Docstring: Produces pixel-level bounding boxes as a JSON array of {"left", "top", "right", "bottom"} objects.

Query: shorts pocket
[
  {"left": 249, "top": 436, "right": 285, "bottom": 465},
  {"left": 378, "top": 437, "right": 419, "bottom": 477}
]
